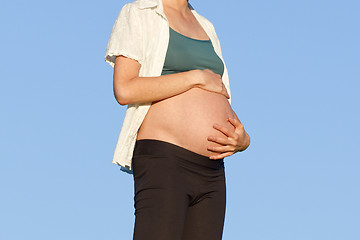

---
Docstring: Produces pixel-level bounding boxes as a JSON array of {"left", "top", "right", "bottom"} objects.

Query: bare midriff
[{"left": 136, "top": 88, "right": 235, "bottom": 157}]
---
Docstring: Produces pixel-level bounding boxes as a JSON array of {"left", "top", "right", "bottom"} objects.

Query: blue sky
[{"left": 1, "top": 0, "right": 359, "bottom": 239}]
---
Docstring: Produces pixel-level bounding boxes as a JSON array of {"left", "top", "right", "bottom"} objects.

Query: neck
[{"left": 162, "top": 0, "right": 190, "bottom": 14}]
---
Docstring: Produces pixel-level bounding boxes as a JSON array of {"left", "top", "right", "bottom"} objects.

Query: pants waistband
[{"left": 133, "top": 139, "right": 224, "bottom": 170}]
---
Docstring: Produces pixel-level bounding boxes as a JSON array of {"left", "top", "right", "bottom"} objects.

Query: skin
[
  {"left": 113, "top": 0, "right": 250, "bottom": 159},
  {"left": 208, "top": 110, "right": 250, "bottom": 159}
]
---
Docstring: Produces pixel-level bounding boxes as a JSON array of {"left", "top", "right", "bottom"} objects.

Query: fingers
[
  {"left": 203, "top": 69, "right": 221, "bottom": 78},
  {"left": 207, "top": 136, "right": 228, "bottom": 145},
  {"left": 222, "top": 85, "right": 230, "bottom": 99},
  {"left": 199, "top": 69, "right": 229, "bottom": 98},
  {"left": 228, "top": 117, "right": 242, "bottom": 129},
  {"left": 228, "top": 110, "right": 245, "bottom": 129},
  {"left": 213, "top": 123, "right": 237, "bottom": 138},
  {"left": 208, "top": 135, "right": 237, "bottom": 147},
  {"left": 222, "top": 91, "right": 230, "bottom": 99},
  {"left": 220, "top": 81, "right": 230, "bottom": 98},
  {"left": 209, "top": 152, "right": 233, "bottom": 160},
  {"left": 207, "top": 144, "right": 233, "bottom": 153},
  {"left": 232, "top": 110, "right": 241, "bottom": 124}
]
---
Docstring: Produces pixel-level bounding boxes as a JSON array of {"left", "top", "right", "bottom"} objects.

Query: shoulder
[
  {"left": 119, "top": 0, "right": 157, "bottom": 12},
  {"left": 116, "top": 0, "right": 157, "bottom": 22},
  {"left": 114, "top": 1, "right": 150, "bottom": 27},
  {"left": 117, "top": 2, "right": 139, "bottom": 15},
  {"left": 130, "top": 0, "right": 158, "bottom": 9}
]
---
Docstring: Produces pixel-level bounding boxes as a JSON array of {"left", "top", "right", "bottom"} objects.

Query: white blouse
[{"left": 104, "top": 0, "right": 232, "bottom": 174}]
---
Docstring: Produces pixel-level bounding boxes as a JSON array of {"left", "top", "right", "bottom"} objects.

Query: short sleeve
[{"left": 104, "top": 4, "right": 144, "bottom": 68}]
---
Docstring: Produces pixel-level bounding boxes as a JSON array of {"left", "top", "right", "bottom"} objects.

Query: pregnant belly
[{"left": 136, "top": 88, "right": 235, "bottom": 157}]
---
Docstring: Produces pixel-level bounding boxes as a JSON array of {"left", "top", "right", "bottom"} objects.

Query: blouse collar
[{"left": 134, "top": 0, "right": 195, "bottom": 20}]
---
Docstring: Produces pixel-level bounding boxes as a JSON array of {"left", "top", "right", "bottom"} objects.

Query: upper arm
[
  {"left": 104, "top": 3, "right": 145, "bottom": 104},
  {"left": 113, "top": 55, "right": 141, "bottom": 94}
]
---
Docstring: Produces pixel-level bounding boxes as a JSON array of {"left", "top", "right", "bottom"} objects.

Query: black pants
[{"left": 132, "top": 139, "right": 226, "bottom": 240}]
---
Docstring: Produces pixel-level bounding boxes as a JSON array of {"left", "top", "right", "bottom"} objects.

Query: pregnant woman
[{"left": 104, "top": 0, "right": 250, "bottom": 239}]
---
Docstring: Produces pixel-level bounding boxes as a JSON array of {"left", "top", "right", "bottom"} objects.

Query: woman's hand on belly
[
  {"left": 193, "top": 69, "right": 230, "bottom": 99},
  {"left": 207, "top": 110, "right": 251, "bottom": 159}
]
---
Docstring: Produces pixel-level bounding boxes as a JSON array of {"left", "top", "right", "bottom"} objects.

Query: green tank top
[{"left": 161, "top": 27, "right": 224, "bottom": 76}]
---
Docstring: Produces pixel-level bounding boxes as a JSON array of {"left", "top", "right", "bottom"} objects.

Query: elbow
[
  {"left": 113, "top": 77, "right": 134, "bottom": 106},
  {"left": 115, "top": 93, "right": 130, "bottom": 106},
  {"left": 114, "top": 87, "right": 131, "bottom": 106},
  {"left": 117, "top": 98, "right": 129, "bottom": 106},
  {"left": 113, "top": 74, "right": 138, "bottom": 105}
]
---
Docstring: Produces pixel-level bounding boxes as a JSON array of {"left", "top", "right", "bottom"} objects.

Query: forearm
[{"left": 115, "top": 71, "right": 198, "bottom": 105}]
